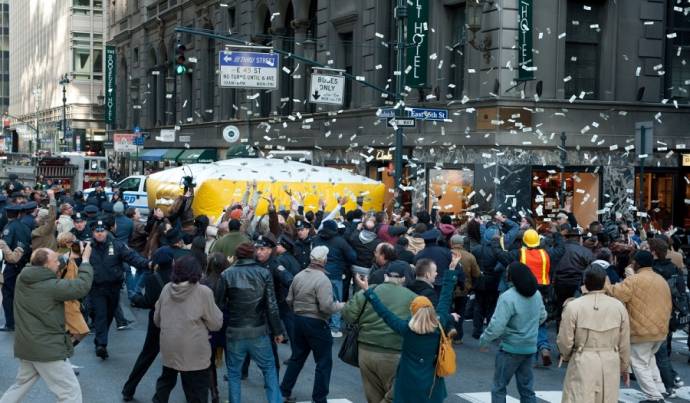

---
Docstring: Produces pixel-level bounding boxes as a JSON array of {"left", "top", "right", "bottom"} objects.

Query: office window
[
  {"left": 73, "top": 0, "right": 90, "bottom": 15},
  {"left": 564, "top": 0, "right": 603, "bottom": 99},
  {"left": 340, "top": 32, "right": 353, "bottom": 109},
  {"left": 72, "top": 32, "right": 90, "bottom": 48},
  {"left": 93, "top": 48, "right": 102, "bottom": 80},
  {"left": 448, "top": 6, "right": 465, "bottom": 99},
  {"left": 73, "top": 48, "right": 91, "bottom": 80},
  {"left": 665, "top": 6, "right": 690, "bottom": 99}
]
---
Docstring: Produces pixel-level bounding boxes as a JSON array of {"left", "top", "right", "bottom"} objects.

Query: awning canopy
[
  {"left": 163, "top": 149, "right": 184, "bottom": 161},
  {"left": 177, "top": 149, "right": 217, "bottom": 164},
  {"left": 138, "top": 149, "right": 168, "bottom": 161}
]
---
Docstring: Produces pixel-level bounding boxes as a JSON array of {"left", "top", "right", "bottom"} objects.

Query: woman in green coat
[{"left": 353, "top": 260, "right": 459, "bottom": 403}]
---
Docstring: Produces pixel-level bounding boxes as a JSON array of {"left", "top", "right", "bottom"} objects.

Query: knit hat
[
  {"left": 321, "top": 220, "right": 338, "bottom": 233},
  {"left": 507, "top": 262, "right": 538, "bottom": 297},
  {"left": 229, "top": 208, "right": 243, "bottom": 220},
  {"left": 410, "top": 296, "right": 433, "bottom": 315},
  {"left": 633, "top": 250, "right": 654, "bottom": 268},
  {"left": 235, "top": 242, "right": 255, "bottom": 259},
  {"left": 310, "top": 245, "right": 329, "bottom": 262},
  {"left": 113, "top": 201, "right": 125, "bottom": 214},
  {"left": 450, "top": 234, "right": 465, "bottom": 246}
]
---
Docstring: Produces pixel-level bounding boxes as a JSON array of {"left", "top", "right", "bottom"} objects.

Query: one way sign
[
  {"left": 309, "top": 74, "right": 345, "bottom": 105},
  {"left": 387, "top": 118, "right": 415, "bottom": 128}
]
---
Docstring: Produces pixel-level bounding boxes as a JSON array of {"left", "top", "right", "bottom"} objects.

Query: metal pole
[
  {"left": 394, "top": 0, "right": 406, "bottom": 207},
  {"left": 560, "top": 131, "right": 567, "bottom": 207},
  {"left": 62, "top": 82, "right": 68, "bottom": 151},
  {"left": 639, "top": 125, "right": 646, "bottom": 211}
]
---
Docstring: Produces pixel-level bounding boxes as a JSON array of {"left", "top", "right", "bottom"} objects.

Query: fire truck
[{"left": 0, "top": 152, "right": 107, "bottom": 192}]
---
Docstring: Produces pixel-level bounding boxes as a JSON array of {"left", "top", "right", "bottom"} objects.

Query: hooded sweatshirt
[
  {"left": 479, "top": 262, "right": 546, "bottom": 354},
  {"left": 154, "top": 281, "right": 223, "bottom": 371},
  {"left": 349, "top": 229, "right": 381, "bottom": 268}
]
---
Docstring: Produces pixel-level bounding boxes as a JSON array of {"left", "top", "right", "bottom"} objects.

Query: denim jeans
[
  {"left": 227, "top": 335, "right": 281, "bottom": 403},
  {"left": 126, "top": 267, "right": 146, "bottom": 300},
  {"left": 280, "top": 315, "right": 333, "bottom": 403},
  {"left": 329, "top": 279, "right": 343, "bottom": 331},
  {"left": 655, "top": 337, "right": 675, "bottom": 391},
  {"left": 491, "top": 350, "right": 536, "bottom": 403},
  {"left": 537, "top": 324, "right": 550, "bottom": 352}
]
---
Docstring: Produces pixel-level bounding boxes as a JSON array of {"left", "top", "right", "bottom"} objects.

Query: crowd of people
[{"left": 0, "top": 174, "right": 688, "bottom": 403}]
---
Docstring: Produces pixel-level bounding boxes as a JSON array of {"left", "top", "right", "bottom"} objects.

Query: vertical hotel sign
[
  {"left": 406, "top": 0, "right": 428, "bottom": 87},
  {"left": 105, "top": 46, "right": 117, "bottom": 124},
  {"left": 518, "top": 0, "right": 534, "bottom": 80}
]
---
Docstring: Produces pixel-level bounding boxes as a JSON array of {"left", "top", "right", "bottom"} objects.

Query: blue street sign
[
  {"left": 218, "top": 51, "right": 280, "bottom": 89},
  {"left": 133, "top": 136, "right": 144, "bottom": 146},
  {"left": 377, "top": 108, "right": 395, "bottom": 118},
  {"left": 133, "top": 126, "right": 141, "bottom": 133},
  {"left": 409, "top": 108, "right": 449, "bottom": 121}
]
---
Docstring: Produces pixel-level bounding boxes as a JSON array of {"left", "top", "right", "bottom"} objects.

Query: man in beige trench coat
[{"left": 557, "top": 266, "right": 631, "bottom": 403}]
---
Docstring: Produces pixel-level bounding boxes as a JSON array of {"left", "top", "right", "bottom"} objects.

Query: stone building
[{"left": 107, "top": 0, "right": 690, "bottom": 227}]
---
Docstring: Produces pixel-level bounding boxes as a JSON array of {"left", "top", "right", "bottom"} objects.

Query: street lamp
[
  {"left": 59, "top": 74, "right": 72, "bottom": 151},
  {"left": 465, "top": 0, "right": 492, "bottom": 62},
  {"left": 31, "top": 86, "right": 42, "bottom": 155}
]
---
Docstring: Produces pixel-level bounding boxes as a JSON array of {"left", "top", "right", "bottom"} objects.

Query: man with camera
[{"left": 0, "top": 246, "right": 93, "bottom": 403}]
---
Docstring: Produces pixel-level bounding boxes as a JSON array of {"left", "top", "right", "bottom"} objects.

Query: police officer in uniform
[
  {"left": 84, "top": 204, "right": 100, "bottom": 229},
  {"left": 19, "top": 201, "right": 37, "bottom": 231},
  {"left": 88, "top": 217, "right": 150, "bottom": 359},
  {"left": 70, "top": 212, "right": 91, "bottom": 242},
  {"left": 292, "top": 220, "right": 313, "bottom": 270},
  {"left": 0, "top": 203, "right": 32, "bottom": 331},
  {"left": 0, "top": 195, "right": 8, "bottom": 232}
]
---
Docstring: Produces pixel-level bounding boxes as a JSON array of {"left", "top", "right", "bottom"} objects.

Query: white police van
[{"left": 83, "top": 175, "right": 149, "bottom": 215}]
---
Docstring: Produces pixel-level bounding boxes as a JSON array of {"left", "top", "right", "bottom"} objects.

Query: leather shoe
[{"left": 95, "top": 345, "right": 109, "bottom": 360}]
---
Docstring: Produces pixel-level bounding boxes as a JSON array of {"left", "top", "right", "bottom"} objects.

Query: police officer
[
  {"left": 3, "top": 173, "right": 23, "bottom": 195},
  {"left": 19, "top": 201, "right": 37, "bottom": 231},
  {"left": 276, "top": 234, "right": 301, "bottom": 276},
  {"left": 86, "top": 183, "right": 108, "bottom": 210},
  {"left": 88, "top": 216, "right": 149, "bottom": 359},
  {"left": 73, "top": 191, "right": 86, "bottom": 213},
  {"left": 0, "top": 203, "right": 32, "bottom": 331},
  {"left": 292, "top": 220, "right": 313, "bottom": 270},
  {"left": 70, "top": 212, "right": 91, "bottom": 242},
  {"left": 84, "top": 204, "right": 100, "bottom": 229},
  {"left": 0, "top": 194, "right": 8, "bottom": 233}
]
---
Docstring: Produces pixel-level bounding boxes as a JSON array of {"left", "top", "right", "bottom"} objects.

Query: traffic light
[{"left": 175, "top": 41, "right": 187, "bottom": 75}]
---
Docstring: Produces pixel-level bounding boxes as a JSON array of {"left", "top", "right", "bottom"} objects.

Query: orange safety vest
[{"left": 519, "top": 247, "right": 551, "bottom": 286}]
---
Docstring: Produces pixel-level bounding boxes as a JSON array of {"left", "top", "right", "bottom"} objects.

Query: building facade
[
  {"left": 107, "top": 0, "right": 690, "bottom": 227},
  {"left": 8, "top": 0, "right": 106, "bottom": 155}
]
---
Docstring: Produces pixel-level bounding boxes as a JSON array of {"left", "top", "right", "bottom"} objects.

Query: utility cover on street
[
  {"left": 218, "top": 51, "right": 279, "bottom": 89},
  {"left": 309, "top": 74, "right": 345, "bottom": 105}
]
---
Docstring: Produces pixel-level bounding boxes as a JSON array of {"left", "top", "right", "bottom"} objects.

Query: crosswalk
[{"left": 457, "top": 386, "right": 690, "bottom": 402}]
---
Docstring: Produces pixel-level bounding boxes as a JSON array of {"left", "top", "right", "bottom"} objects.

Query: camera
[{"left": 181, "top": 175, "right": 196, "bottom": 193}]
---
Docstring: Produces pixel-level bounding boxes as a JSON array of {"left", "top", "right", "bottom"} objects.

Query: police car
[{"left": 83, "top": 175, "right": 149, "bottom": 215}]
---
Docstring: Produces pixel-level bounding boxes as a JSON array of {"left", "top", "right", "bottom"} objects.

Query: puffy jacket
[
  {"left": 413, "top": 242, "right": 452, "bottom": 287},
  {"left": 220, "top": 258, "right": 284, "bottom": 340},
  {"left": 312, "top": 227, "right": 357, "bottom": 280},
  {"left": 342, "top": 282, "right": 417, "bottom": 352},
  {"left": 553, "top": 240, "right": 594, "bottom": 286},
  {"left": 605, "top": 267, "right": 671, "bottom": 343},
  {"left": 14, "top": 263, "right": 93, "bottom": 362},
  {"left": 89, "top": 233, "right": 149, "bottom": 286},
  {"left": 349, "top": 229, "right": 381, "bottom": 268}
]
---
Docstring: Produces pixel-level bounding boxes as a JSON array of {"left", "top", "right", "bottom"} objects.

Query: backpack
[
  {"left": 667, "top": 273, "right": 690, "bottom": 331},
  {"left": 435, "top": 325, "right": 456, "bottom": 377}
]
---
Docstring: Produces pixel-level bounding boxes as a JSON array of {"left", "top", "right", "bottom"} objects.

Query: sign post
[
  {"left": 309, "top": 69, "right": 345, "bottom": 105},
  {"left": 105, "top": 46, "right": 117, "bottom": 124},
  {"left": 518, "top": 0, "right": 534, "bottom": 81},
  {"left": 218, "top": 51, "right": 279, "bottom": 89},
  {"left": 406, "top": 0, "right": 428, "bottom": 87}
]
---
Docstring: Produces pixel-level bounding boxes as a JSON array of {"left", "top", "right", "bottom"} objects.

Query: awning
[
  {"left": 163, "top": 149, "right": 184, "bottom": 161},
  {"left": 138, "top": 149, "right": 168, "bottom": 161},
  {"left": 177, "top": 149, "right": 217, "bottom": 164}
]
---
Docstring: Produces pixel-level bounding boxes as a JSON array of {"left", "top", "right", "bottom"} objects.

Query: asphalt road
[{"left": 2, "top": 303, "right": 690, "bottom": 402}]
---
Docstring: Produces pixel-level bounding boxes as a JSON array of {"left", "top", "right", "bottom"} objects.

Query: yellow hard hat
[{"left": 523, "top": 229, "right": 540, "bottom": 248}]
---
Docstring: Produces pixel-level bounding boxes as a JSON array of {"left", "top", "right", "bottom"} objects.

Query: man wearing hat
[
  {"left": 88, "top": 216, "right": 150, "bottom": 359},
  {"left": 112, "top": 201, "right": 133, "bottom": 243},
  {"left": 0, "top": 202, "right": 32, "bottom": 331},
  {"left": 19, "top": 201, "right": 37, "bottom": 231},
  {"left": 276, "top": 234, "right": 301, "bottom": 276},
  {"left": 292, "top": 220, "right": 313, "bottom": 270},
  {"left": 3, "top": 173, "right": 23, "bottom": 195},
  {"left": 83, "top": 204, "right": 100, "bottom": 229},
  {"left": 413, "top": 228, "right": 453, "bottom": 295},
  {"left": 552, "top": 227, "right": 594, "bottom": 328},
  {"left": 605, "top": 251, "right": 672, "bottom": 402},
  {"left": 86, "top": 183, "right": 108, "bottom": 210},
  {"left": 70, "top": 213, "right": 90, "bottom": 242}
]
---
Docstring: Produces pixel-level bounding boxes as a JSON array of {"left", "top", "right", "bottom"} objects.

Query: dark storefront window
[
  {"left": 565, "top": 0, "right": 603, "bottom": 99},
  {"left": 635, "top": 172, "right": 674, "bottom": 229}
]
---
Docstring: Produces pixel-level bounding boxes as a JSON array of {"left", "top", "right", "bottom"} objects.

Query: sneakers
[
  {"left": 117, "top": 321, "right": 133, "bottom": 331},
  {"left": 663, "top": 388, "right": 677, "bottom": 399},
  {"left": 331, "top": 330, "right": 343, "bottom": 338},
  {"left": 674, "top": 376, "right": 684, "bottom": 387},
  {"left": 540, "top": 349, "right": 552, "bottom": 367},
  {"left": 95, "top": 345, "right": 109, "bottom": 360}
]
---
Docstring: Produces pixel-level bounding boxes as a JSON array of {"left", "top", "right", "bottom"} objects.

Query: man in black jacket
[
  {"left": 292, "top": 220, "right": 313, "bottom": 270},
  {"left": 88, "top": 217, "right": 150, "bottom": 359},
  {"left": 407, "top": 258, "right": 439, "bottom": 306},
  {"left": 551, "top": 228, "right": 593, "bottom": 328},
  {"left": 221, "top": 242, "right": 285, "bottom": 403}
]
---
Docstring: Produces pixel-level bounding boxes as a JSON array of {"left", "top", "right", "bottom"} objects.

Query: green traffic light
[{"left": 176, "top": 64, "right": 187, "bottom": 75}]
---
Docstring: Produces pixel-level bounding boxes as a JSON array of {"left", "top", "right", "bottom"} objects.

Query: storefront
[{"left": 531, "top": 168, "right": 601, "bottom": 227}]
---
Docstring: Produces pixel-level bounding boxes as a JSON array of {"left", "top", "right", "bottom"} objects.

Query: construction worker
[{"left": 494, "top": 224, "right": 564, "bottom": 367}]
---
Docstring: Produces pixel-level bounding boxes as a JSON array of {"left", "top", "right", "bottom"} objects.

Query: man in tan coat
[
  {"left": 605, "top": 250, "right": 672, "bottom": 402},
  {"left": 558, "top": 266, "right": 630, "bottom": 403}
]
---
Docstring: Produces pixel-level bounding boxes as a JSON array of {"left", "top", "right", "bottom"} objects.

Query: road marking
[
  {"left": 456, "top": 393, "right": 519, "bottom": 402},
  {"left": 535, "top": 391, "right": 562, "bottom": 402}
]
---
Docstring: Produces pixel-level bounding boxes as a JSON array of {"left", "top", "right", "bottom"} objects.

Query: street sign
[
  {"left": 387, "top": 118, "right": 416, "bottom": 128},
  {"left": 409, "top": 108, "right": 448, "bottom": 121},
  {"left": 222, "top": 125, "right": 240, "bottom": 144},
  {"left": 218, "top": 51, "right": 279, "bottom": 89},
  {"left": 309, "top": 74, "right": 345, "bottom": 105},
  {"left": 103, "top": 141, "right": 114, "bottom": 149},
  {"left": 158, "top": 129, "right": 175, "bottom": 142},
  {"left": 133, "top": 126, "right": 141, "bottom": 133},
  {"left": 133, "top": 135, "right": 144, "bottom": 146},
  {"left": 377, "top": 108, "right": 396, "bottom": 118},
  {"left": 113, "top": 133, "right": 137, "bottom": 152}
]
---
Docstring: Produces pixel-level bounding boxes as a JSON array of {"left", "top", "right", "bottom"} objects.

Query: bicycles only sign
[{"left": 219, "top": 51, "right": 279, "bottom": 89}]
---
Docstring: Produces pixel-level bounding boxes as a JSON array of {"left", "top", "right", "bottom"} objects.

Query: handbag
[
  {"left": 435, "top": 325, "right": 457, "bottom": 377},
  {"left": 338, "top": 293, "right": 371, "bottom": 367}
]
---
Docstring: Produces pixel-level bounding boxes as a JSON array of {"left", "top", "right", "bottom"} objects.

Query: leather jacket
[{"left": 220, "top": 258, "right": 284, "bottom": 340}]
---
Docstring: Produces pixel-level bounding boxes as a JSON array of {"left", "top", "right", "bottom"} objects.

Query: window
[
  {"left": 564, "top": 0, "right": 603, "bottom": 99},
  {"left": 340, "top": 32, "right": 354, "bottom": 109},
  {"left": 635, "top": 172, "right": 674, "bottom": 227},
  {"left": 227, "top": 7, "right": 236, "bottom": 32},
  {"left": 428, "top": 168, "right": 474, "bottom": 215},
  {"left": 531, "top": 170, "right": 600, "bottom": 228},
  {"left": 72, "top": 32, "right": 90, "bottom": 48},
  {"left": 448, "top": 6, "right": 465, "bottom": 99},
  {"left": 133, "top": 47, "right": 139, "bottom": 66},
  {"left": 73, "top": 0, "right": 90, "bottom": 15},
  {"left": 93, "top": 48, "right": 102, "bottom": 80},
  {"left": 73, "top": 48, "right": 91, "bottom": 80},
  {"left": 119, "top": 177, "right": 141, "bottom": 192},
  {"left": 665, "top": 6, "right": 690, "bottom": 99}
]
